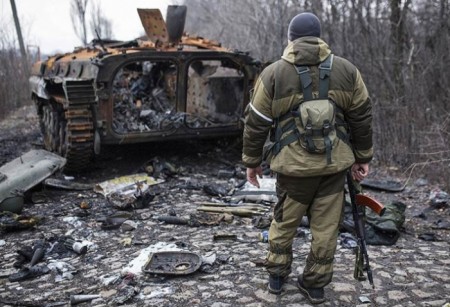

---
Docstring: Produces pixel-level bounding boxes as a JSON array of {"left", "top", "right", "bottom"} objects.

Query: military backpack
[{"left": 267, "top": 54, "right": 348, "bottom": 164}]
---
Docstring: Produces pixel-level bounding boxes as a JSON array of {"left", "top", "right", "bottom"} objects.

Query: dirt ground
[{"left": 0, "top": 105, "right": 449, "bottom": 306}]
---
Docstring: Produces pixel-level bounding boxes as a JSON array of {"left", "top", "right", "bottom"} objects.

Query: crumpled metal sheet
[
  {"left": 94, "top": 173, "right": 164, "bottom": 197},
  {"left": 0, "top": 150, "right": 66, "bottom": 211}
]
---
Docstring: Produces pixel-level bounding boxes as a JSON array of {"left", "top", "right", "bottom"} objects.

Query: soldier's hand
[
  {"left": 247, "top": 166, "right": 263, "bottom": 188},
  {"left": 351, "top": 163, "right": 369, "bottom": 182}
]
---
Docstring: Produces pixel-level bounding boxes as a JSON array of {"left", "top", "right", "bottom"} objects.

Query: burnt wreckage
[{"left": 29, "top": 6, "right": 260, "bottom": 171}]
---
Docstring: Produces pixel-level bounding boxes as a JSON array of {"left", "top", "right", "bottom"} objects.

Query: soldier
[{"left": 242, "top": 12, "right": 373, "bottom": 304}]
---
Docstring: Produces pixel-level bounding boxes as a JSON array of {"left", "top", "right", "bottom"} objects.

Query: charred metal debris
[{"left": 111, "top": 59, "right": 247, "bottom": 133}]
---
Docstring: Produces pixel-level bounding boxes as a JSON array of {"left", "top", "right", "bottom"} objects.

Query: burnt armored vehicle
[{"left": 29, "top": 6, "right": 260, "bottom": 171}]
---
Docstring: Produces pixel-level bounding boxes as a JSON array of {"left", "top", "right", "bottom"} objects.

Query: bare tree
[
  {"left": 0, "top": 23, "right": 30, "bottom": 120},
  {"left": 70, "top": 0, "right": 89, "bottom": 45},
  {"left": 9, "top": 0, "right": 27, "bottom": 63},
  {"left": 181, "top": 0, "right": 302, "bottom": 61},
  {"left": 90, "top": 0, "right": 113, "bottom": 40}
]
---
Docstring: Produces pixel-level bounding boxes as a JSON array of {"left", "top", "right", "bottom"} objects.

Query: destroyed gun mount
[{"left": 29, "top": 5, "right": 260, "bottom": 171}]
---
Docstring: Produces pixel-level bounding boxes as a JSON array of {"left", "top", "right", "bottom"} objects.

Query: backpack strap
[
  {"left": 278, "top": 120, "right": 298, "bottom": 150},
  {"left": 318, "top": 54, "right": 333, "bottom": 99},
  {"left": 335, "top": 108, "right": 351, "bottom": 146},
  {"left": 294, "top": 65, "right": 313, "bottom": 100},
  {"left": 318, "top": 54, "right": 334, "bottom": 163}
]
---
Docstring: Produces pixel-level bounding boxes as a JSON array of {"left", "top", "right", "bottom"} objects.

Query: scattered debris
[
  {"left": 29, "top": 241, "right": 45, "bottom": 266},
  {"left": 94, "top": 173, "right": 162, "bottom": 209},
  {"left": 213, "top": 233, "right": 238, "bottom": 241},
  {"left": 252, "top": 215, "right": 272, "bottom": 229},
  {"left": 259, "top": 230, "right": 268, "bottom": 243},
  {"left": 100, "top": 212, "right": 133, "bottom": 230},
  {"left": 240, "top": 177, "right": 276, "bottom": 193},
  {"left": 143, "top": 251, "right": 202, "bottom": 275},
  {"left": 121, "top": 220, "right": 139, "bottom": 232},
  {"left": 414, "top": 178, "right": 428, "bottom": 187},
  {"left": 197, "top": 206, "right": 264, "bottom": 217},
  {"left": 203, "top": 183, "right": 229, "bottom": 197},
  {"left": 31, "top": 191, "right": 47, "bottom": 204},
  {"left": 70, "top": 294, "right": 101, "bottom": 305},
  {"left": 429, "top": 188, "right": 449, "bottom": 208},
  {"left": 359, "top": 296, "right": 371, "bottom": 303},
  {"left": 64, "top": 237, "right": 89, "bottom": 255},
  {"left": 48, "top": 260, "right": 78, "bottom": 282},
  {"left": 156, "top": 215, "right": 200, "bottom": 227},
  {"left": 122, "top": 242, "right": 182, "bottom": 277},
  {"left": 361, "top": 178, "right": 405, "bottom": 192},
  {"left": 413, "top": 212, "right": 427, "bottom": 219},
  {"left": 339, "top": 232, "right": 358, "bottom": 249},
  {"left": 0, "top": 212, "right": 41, "bottom": 231},
  {"left": 143, "top": 156, "right": 181, "bottom": 179},
  {"left": 230, "top": 192, "right": 278, "bottom": 204},
  {"left": 432, "top": 220, "right": 450, "bottom": 230},
  {"left": 197, "top": 201, "right": 269, "bottom": 209},
  {"left": 112, "top": 283, "right": 136, "bottom": 305},
  {"left": 44, "top": 178, "right": 94, "bottom": 191},
  {"left": 106, "top": 187, "right": 154, "bottom": 210},
  {"left": 217, "top": 169, "right": 235, "bottom": 179},
  {"left": 8, "top": 264, "right": 50, "bottom": 282},
  {"left": 228, "top": 177, "right": 277, "bottom": 203},
  {"left": 197, "top": 201, "right": 269, "bottom": 216},
  {"left": 94, "top": 173, "right": 163, "bottom": 197},
  {"left": 418, "top": 232, "right": 439, "bottom": 242}
]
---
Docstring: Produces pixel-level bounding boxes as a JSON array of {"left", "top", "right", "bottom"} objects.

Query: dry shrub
[{"left": 0, "top": 49, "right": 31, "bottom": 121}]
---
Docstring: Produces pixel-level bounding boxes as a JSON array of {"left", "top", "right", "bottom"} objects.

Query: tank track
[
  {"left": 39, "top": 80, "right": 96, "bottom": 172},
  {"left": 62, "top": 108, "right": 94, "bottom": 171}
]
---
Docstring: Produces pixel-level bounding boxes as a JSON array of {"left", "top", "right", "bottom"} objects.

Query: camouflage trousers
[{"left": 266, "top": 171, "right": 346, "bottom": 288}]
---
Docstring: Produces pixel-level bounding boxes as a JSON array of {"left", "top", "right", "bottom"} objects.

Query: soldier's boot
[
  {"left": 297, "top": 275, "right": 326, "bottom": 304},
  {"left": 268, "top": 275, "right": 287, "bottom": 295}
]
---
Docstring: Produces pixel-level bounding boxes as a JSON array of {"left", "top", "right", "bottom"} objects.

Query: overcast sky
[{"left": 0, "top": 0, "right": 173, "bottom": 55}]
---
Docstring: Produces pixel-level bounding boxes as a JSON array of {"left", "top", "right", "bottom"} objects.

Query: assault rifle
[{"left": 346, "top": 171, "right": 385, "bottom": 289}]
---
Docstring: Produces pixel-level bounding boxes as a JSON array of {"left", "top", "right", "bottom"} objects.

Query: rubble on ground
[{"left": 0, "top": 109, "right": 449, "bottom": 306}]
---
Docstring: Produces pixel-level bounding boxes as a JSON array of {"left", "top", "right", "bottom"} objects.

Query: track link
[{"left": 39, "top": 80, "right": 96, "bottom": 172}]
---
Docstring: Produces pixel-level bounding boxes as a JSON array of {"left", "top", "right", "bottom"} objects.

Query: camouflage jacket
[{"left": 242, "top": 37, "right": 373, "bottom": 177}]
